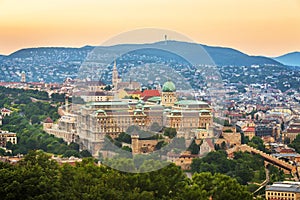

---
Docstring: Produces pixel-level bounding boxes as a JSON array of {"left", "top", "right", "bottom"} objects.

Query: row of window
[{"left": 267, "top": 192, "right": 295, "bottom": 197}]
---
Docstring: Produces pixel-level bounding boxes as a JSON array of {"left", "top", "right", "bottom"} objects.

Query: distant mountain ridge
[
  {"left": 201, "top": 44, "right": 282, "bottom": 66},
  {"left": 2, "top": 41, "right": 283, "bottom": 66},
  {"left": 0, "top": 40, "right": 291, "bottom": 83},
  {"left": 274, "top": 52, "right": 300, "bottom": 67}
]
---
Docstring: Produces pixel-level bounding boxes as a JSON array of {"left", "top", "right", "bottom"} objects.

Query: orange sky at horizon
[{"left": 0, "top": 0, "right": 299, "bottom": 56}]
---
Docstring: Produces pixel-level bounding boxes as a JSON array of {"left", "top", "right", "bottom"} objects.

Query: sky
[{"left": 0, "top": 0, "right": 299, "bottom": 56}]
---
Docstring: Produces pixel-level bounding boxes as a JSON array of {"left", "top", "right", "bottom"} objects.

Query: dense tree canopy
[
  {"left": 0, "top": 87, "right": 91, "bottom": 157},
  {"left": 288, "top": 134, "right": 300, "bottom": 153},
  {"left": 0, "top": 151, "right": 252, "bottom": 200},
  {"left": 248, "top": 136, "right": 266, "bottom": 152},
  {"left": 163, "top": 127, "right": 177, "bottom": 139},
  {"left": 191, "top": 150, "right": 266, "bottom": 185}
]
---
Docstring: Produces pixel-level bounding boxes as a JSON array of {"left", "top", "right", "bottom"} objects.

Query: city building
[
  {"left": 44, "top": 63, "right": 214, "bottom": 157},
  {"left": 200, "top": 138, "right": 215, "bottom": 156},
  {"left": 131, "top": 134, "right": 161, "bottom": 155},
  {"left": 216, "top": 126, "right": 241, "bottom": 148},
  {"left": 21, "top": 71, "right": 26, "bottom": 83},
  {"left": 161, "top": 80, "right": 177, "bottom": 107},
  {"left": 76, "top": 91, "right": 114, "bottom": 102},
  {"left": 266, "top": 181, "right": 300, "bottom": 200},
  {"left": 167, "top": 151, "right": 199, "bottom": 170},
  {"left": 0, "top": 130, "right": 17, "bottom": 148},
  {"left": 1, "top": 108, "right": 12, "bottom": 117},
  {"left": 283, "top": 119, "right": 300, "bottom": 142},
  {"left": 112, "top": 60, "right": 120, "bottom": 90},
  {"left": 43, "top": 115, "right": 77, "bottom": 144},
  {"left": 255, "top": 124, "right": 274, "bottom": 137},
  {"left": 236, "top": 120, "right": 256, "bottom": 140}
]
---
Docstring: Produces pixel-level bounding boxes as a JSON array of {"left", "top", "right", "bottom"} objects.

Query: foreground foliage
[
  {"left": 0, "top": 151, "right": 252, "bottom": 200},
  {"left": 191, "top": 151, "right": 266, "bottom": 185}
]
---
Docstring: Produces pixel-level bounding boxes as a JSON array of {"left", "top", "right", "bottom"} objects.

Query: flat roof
[
  {"left": 174, "top": 100, "right": 208, "bottom": 106},
  {"left": 86, "top": 101, "right": 128, "bottom": 106},
  {"left": 266, "top": 182, "right": 300, "bottom": 193}
]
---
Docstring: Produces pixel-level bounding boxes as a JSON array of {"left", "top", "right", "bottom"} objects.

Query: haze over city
[
  {"left": 0, "top": 0, "right": 300, "bottom": 56},
  {"left": 2, "top": 1, "right": 300, "bottom": 200}
]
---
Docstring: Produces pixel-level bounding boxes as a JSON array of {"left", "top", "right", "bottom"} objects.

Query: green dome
[
  {"left": 162, "top": 81, "right": 176, "bottom": 92},
  {"left": 136, "top": 103, "right": 143, "bottom": 109}
]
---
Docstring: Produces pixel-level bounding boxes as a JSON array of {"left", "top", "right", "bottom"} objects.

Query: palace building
[
  {"left": 45, "top": 62, "right": 214, "bottom": 157},
  {"left": 73, "top": 92, "right": 213, "bottom": 156}
]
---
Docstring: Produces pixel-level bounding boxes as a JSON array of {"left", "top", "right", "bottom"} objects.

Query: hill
[
  {"left": 274, "top": 52, "right": 300, "bottom": 67},
  {"left": 202, "top": 44, "right": 283, "bottom": 66},
  {"left": 0, "top": 41, "right": 286, "bottom": 83}
]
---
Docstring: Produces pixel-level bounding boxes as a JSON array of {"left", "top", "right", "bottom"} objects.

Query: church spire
[
  {"left": 112, "top": 59, "right": 119, "bottom": 90},
  {"left": 113, "top": 59, "right": 117, "bottom": 70}
]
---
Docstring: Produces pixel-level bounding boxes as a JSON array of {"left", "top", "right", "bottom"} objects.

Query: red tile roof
[
  {"left": 243, "top": 127, "right": 255, "bottom": 132},
  {"left": 44, "top": 117, "right": 53, "bottom": 123},
  {"left": 287, "top": 129, "right": 300, "bottom": 133},
  {"left": 141, "top": 90, "right": 160, "bottom": 97},
  {"left": 127, "top": 91, "right": 142, "bottom": 95},
  {"left": 1, "top": 108, "right": 12, "bottom": 112}
]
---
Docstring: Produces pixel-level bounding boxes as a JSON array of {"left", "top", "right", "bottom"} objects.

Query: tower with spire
[
  {"left": 21, "top": 71, "right": 26, "bottom": 83},
  {"left": 112, "top": 59, "right": 119, "bottom": 90}
]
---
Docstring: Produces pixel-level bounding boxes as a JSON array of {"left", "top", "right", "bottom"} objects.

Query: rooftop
[
  {"left": 147, "top": 96, "right": 161, "bottom": 102},
  {"left": 44, "top": 117, "right": 53, "bottom": 123},
  {"left": 266, "top": 182, "right": 300, "bottom": 193},
  {"left": 162, "top": 81, "right": 176, "bottom": 92},
  {"left": 174, "top": 100, "right": 208, "bottom": 106},
  {"left": 86, "top": 101, "right": 128, "bottom": 106}
]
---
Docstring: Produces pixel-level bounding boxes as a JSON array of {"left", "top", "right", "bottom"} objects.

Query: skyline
[{"left": 0, "top": 0, "right": 300, "bottom": 56}]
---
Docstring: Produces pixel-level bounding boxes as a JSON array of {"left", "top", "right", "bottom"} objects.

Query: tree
[
  {"left": 63, "top": 150, "right": 81, "bottom": 158},
  {"left": 150, "top": 122, "right": 162, "bottom": 132},
  {"left": 71, "top": 96, "right": 85, "bottom": 104},
  {"left": 51, "top": 93, "right": 65, "bottom": 102},
  {"left": 221, "top": 141, "right": 227, "bottom": 150},
  {"left": 0, "top": 150, "right": 261, "bottom": 200},
  {"left": 68, "top": 142, "right": 80, "bottom": 151},
  {"left": 163, "top": 127, "right": 177, "bottom": 139},
  {"left": 126, "top": 125, "right": 140, "bottom": 134},
  {"left": 192, "top": 172, "right": 252, "bottom": 200},
  {"left": 104, "top": 85, "right": 112, "bottom": 91},
  {"left": 289, "top": 134, "right": 300, "bottom": 153},
  {"left": 116, "top": 132, "right": 131, "bottom": 144},
  {"left": 234, "top": 163, "right": 254, "bottom": 185},
  {"left": 5, "top": 141, "right": 13, "bottom": 150},
  {"left": 155, "top": 141, "right": 167, "bottom": 150},
  {"left": 241, "top": 132, "right": 249, "bottom": 144},
  {"left": 80, "top": 150, "right": 92, "bottom": 157},
  {"left": 248, "top": 136, "right": 266, "bottom": 152},
  {"left": 0, "top": 148, "right": 6, "bottom": 156},
  {"left": 284, "top": 137, "right": 290, "bottom": 145},
  {"left": 268, "top": 165, "right": 285, "bottom": 184},
  {"left": 2, "top": 151, "right": 61, "bottom": 200},
  {"left": 281, "top": 122, "right": 285, "bottom": 131},
  {"left": 30, "top": 115, "right": 40, "bottom": 124},
  {"left": 121, "top": 146, "right": 132, "bottom": 152},
  {"left": 191, "top": 150, "right": 265, "bottom": 185},
  {"left": 187, "top": 139, "right": 200, "bottom": 154}
]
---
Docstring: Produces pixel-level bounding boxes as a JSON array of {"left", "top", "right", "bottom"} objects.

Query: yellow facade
[
  {"left": 75, "top": 99, "right": 213, "bottom": 156},
  {"left": 266, "top": 181, "right": 300, "bottom": 200},
  {"left": 161, "top": 91, "right": 177, "bottom": 107},
  {"left": 0, "top": 130, "right": 17, "bottom": 148}
]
